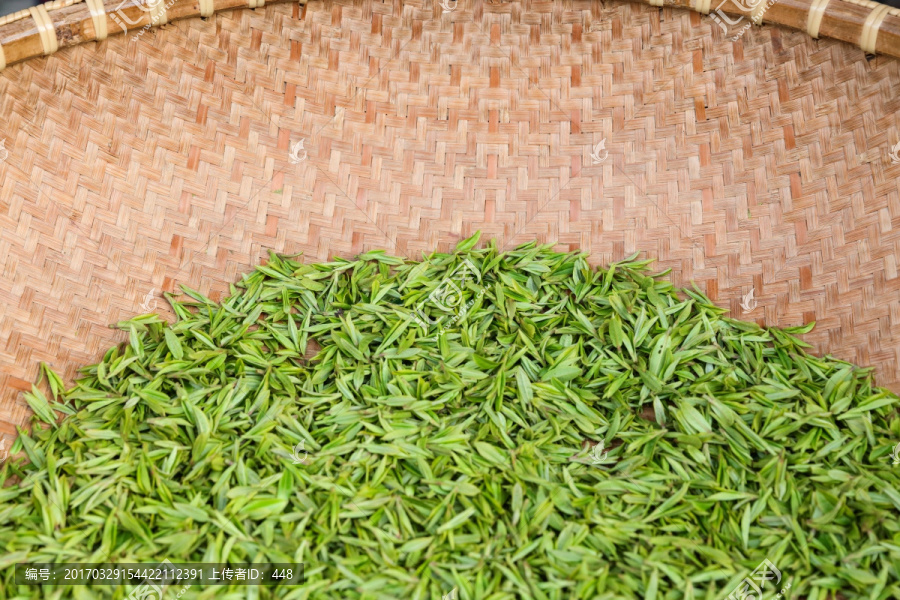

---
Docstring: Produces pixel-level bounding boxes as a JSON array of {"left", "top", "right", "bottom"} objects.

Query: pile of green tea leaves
[{"left": 3, "top": 233, "right": 900, "bottom": 600}]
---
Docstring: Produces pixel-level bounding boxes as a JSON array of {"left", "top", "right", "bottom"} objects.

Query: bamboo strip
[
  {"left": 85, "top": 0, "right": 108, "bottom": 40},
  {"left": 0, "top": 0, "right": 896, "bottom": 68},
  {"left": 807, "top": 0, "right": 832, "bottom": 37},
  {"left": 0, "top": 0, "right": 297, "bottom": 71},
  {"left": 28, "top": 5, "right": 59, "bottom": 55},
  {"left": 0, "top": 0, "right": 81, "bottom": 27}
]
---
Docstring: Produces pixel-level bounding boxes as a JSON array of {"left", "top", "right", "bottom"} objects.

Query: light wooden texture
[{"left": 0, "top": 0, "right": 900, "bottom": 439}]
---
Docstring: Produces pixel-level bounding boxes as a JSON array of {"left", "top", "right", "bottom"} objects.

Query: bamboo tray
[{"left": 0, "top": 0, "right": 899, "bottom": 440}]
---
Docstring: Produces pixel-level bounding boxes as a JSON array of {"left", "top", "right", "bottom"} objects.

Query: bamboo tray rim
[{"left": 2, "top": 0, "right": 900, "bottom": 74}]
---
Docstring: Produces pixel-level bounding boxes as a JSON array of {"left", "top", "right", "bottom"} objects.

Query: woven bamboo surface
[{"left": 1, "top": 0, "right": 900, "bottom": 438}]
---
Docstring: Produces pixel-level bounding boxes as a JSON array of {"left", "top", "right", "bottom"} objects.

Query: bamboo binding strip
[
  {"left": 28, "top": 4, "right": 59, "bottom": 56},
  {"left": 85, "top": 0, "right": 107, "bottom": 40},
  {"left": 0, "top": 0, "right": 297, "bottom": 71},
  {"left": 807, "top": 0, "right": 832, "bottom": 38},
  {"left": 861, "top": 3, "right": 892, "bottom": 52},
  {"left": 149, "top": 0, "right": 167, "bottom": 27},
  {"left": 0, "top": 0, "right": 897, "bottom": 69},
  {"left": 0, "top": 0, "right": 80, "bottom": 27}
]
